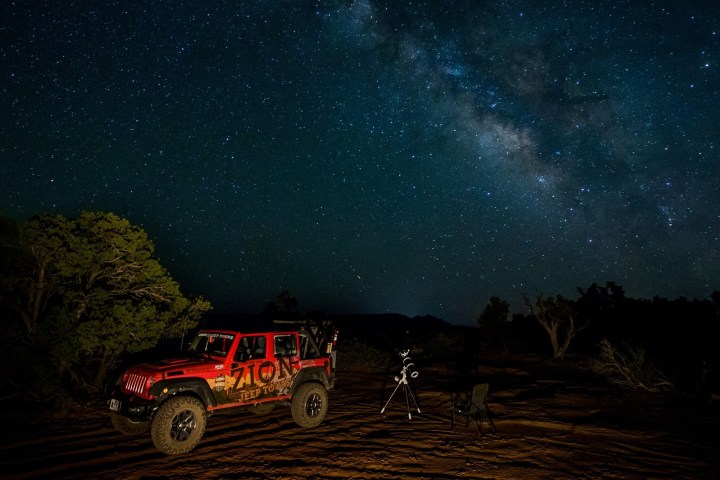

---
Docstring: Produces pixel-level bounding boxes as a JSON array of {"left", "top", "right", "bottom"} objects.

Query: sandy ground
[{"left": 2, "top": 356, "right": 718, "bottom": 479}]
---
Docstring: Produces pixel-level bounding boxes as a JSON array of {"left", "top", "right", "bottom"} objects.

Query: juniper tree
[{"left": 4, "top": 211, "right": 211, "bottom": 390}]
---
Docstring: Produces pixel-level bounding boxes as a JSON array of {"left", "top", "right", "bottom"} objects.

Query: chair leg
[
  {"left": 487, "top": 412, "right": 497, "bottom": 432},
  {"left": 481, "top": 407, "right": 496, "bottom": 433},
  {"left": 451, "top": 402, "right": 456, "bottom": 431}
]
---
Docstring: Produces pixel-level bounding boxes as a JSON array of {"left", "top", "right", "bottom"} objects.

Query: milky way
[{"left": 2, "top": 1, "right": 719, "bottom": 324}]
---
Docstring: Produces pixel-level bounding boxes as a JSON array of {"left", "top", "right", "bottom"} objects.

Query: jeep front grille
[{"left": 122, "top": 373, "right": 151, "bottom": 396}]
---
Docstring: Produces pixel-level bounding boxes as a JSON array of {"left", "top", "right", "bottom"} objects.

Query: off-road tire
[
  {"left": 110, "top": 411, "right": 150, "bottom": 435},
  {"left": 151, "top": 396, "right": 207, "bottom": 455},
  {"left": 291, "top": 382, "right": 328, "bottom": 428}
]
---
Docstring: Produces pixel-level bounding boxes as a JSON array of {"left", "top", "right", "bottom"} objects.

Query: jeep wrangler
[{"left": 108, "top": 320, "right": 337, "bottom": 455}]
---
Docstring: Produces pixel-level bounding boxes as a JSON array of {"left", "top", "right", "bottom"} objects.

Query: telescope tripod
[{"left": 380, "top": 367, "right": 421, "bottom": 420}]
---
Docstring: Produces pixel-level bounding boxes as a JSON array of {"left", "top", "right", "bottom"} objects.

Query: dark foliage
[{"left": 503, "top": 282, "right": 720, "bottom": 394}]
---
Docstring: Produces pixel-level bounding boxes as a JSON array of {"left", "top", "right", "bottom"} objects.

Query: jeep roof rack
[{"left": 198, "top": 313, "right": 332, "bottom": 333}]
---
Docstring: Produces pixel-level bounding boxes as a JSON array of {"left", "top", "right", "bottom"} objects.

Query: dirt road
[{"left": 2, "top": 360, "right": 718, "bottom": 479}]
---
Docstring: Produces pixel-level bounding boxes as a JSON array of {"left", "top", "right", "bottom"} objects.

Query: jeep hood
[{"left": 127, "top": 356, "right": 224, "bottom": 378}]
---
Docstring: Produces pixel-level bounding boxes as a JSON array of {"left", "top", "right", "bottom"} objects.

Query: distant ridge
[{"left": 198, "top": 311, "right": 453, "bottom": 343}]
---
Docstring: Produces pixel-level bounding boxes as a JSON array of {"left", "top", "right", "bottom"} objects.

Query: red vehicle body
[{"left": 108, "top": 321, "right": 337, "bottom": 455}]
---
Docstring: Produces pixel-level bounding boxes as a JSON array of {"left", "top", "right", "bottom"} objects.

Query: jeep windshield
[{"left": 189, "top": 332, "right": 236, "bottom": 358}]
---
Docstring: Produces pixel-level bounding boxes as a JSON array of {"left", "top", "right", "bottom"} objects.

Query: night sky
[{"left": 2, "top": 1, "right": 719, "bottom": 325}]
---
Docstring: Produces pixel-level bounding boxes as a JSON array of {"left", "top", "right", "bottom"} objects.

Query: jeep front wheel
[
  {"left": 151, "top": 396, "right": 207, "bottom": 455},
  {"left": 291, "top": 382, "right": 328, "bottom": 428},
  {"left": 110, "top": 411, "right": 150, "bottom": 435}
]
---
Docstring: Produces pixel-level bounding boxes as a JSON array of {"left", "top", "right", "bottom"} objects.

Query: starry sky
[{"left": 2, "top": 1, "right": 719, "bottom": 325}]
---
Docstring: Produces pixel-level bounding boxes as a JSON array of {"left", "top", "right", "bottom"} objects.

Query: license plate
[{"left": 109, "top": 399, "right": 121, "bottom": 412}]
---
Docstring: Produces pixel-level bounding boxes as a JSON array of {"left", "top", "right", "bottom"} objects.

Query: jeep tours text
[{"left": 108, "top": 320, "right": 338, "bottom": 455}]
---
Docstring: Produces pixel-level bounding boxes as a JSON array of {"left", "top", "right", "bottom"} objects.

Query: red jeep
[{"left": 108, "top": 320, "right": 337, "bottom": 455}]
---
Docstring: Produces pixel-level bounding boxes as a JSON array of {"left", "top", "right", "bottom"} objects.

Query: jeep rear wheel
[
  {"left": 291, "top": 382, "right": 328, "bottom": 428},
  {"left": 151, "top": 396, "right": 207, "bottom": 455},
  {"left": 110, "top": 411, "right": 150, "bottom": 435}
]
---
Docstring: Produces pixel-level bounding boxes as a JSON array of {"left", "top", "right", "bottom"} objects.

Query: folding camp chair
[{"left": 451, "top": 383, "right": 496, "bottom": 434}]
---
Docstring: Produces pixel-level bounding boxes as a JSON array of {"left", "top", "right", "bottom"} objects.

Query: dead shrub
[{"left": 591, "top": 338, "right": 674, "bottom": 393}]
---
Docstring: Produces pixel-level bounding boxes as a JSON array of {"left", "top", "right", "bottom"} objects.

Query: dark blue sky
[{"left": 2, "top": 1, "right": 719, "bottom": 324}]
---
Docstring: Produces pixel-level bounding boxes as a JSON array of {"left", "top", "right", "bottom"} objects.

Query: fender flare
[
  {"left": 290, "top": 366, "right": 330, "bottom": 395},
  {"left": 148, "top": 377, "right": 217, "bottom": 407}
]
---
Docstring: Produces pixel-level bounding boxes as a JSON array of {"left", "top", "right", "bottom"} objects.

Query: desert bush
[
  {"left": 336, "top": 338, "right": 391, "bottom": 372},
  {"left": 591, "top": 338, "right": 674, "bottom": 393},
  {"left": 409, "top": 331, "right": 465, "bottom": 360}
]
